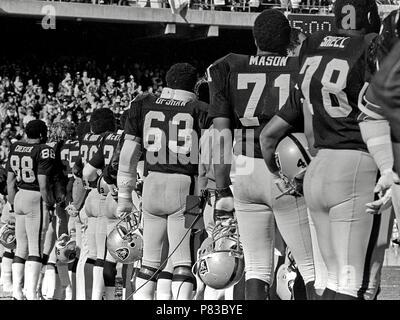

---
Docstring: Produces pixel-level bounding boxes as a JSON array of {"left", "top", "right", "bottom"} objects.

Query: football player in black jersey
[
  {"left": 74, "top": 108, "right": 116, "bottom": 300},
  {"left": 7, "top": 120, "right": 55, "bottom": 300},
  {"left": 208, "top": 9, "right": 315, "bottom": 300},
  {"left": 82, "top": 117, "right": 121, "bottom": 300},
  {"left": 260, "top": 0, "right": 381, "bottom": 300},
  {"left": 117, "top": 63, "right": 208, "bottom": 300}
]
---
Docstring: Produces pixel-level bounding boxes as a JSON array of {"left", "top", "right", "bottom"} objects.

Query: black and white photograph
[{"left": 0, "top": 0, "right": 399, "bottom": 313}]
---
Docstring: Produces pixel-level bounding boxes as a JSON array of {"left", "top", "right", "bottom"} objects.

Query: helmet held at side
[
  {"left": 0, "top": 222, "right": 16, "bottom": 250},
  {"left": 194, "top": 218, "right": 244, "bottom": 290},
  {"left": 275, "top": 133, "right": 312, "bottom": 183},
  {"left": 106, "top": 210, "right": 143, "bottom": 264},
  {"left": 55, "top": 233, "right": 77, "bottom": 263}
]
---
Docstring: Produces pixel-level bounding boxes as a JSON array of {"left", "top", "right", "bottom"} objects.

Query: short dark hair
[
  {"left": 120, "top": 109, "right": 129, "bottom": 130},
  {"left": 90, "top": 108, "right": 116, "bottom": 134},
  {"left": 166, "top": 63, "right": 198, "bottom": 92},
  {"left": 253, "top": 9, "right": 291, "bottom": 55},
  {"left": 26, "top": 120, "right": 47, "bottom": 140},
  {"left": 333, "top": 0, "right": 380, "bottom": 32},
  {"left": 76, "top": 122, "right": 91, "bottom": 142}
]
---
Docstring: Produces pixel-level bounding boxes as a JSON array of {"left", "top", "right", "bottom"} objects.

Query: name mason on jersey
[
  {"left": 14, "top": 145, "right": 34, "bottom": 153},
  {"left": 249, "top": 55, "right": 288, "bottom": 67},
  {"left": 319, "top": 36, "right": 350, "bottom": 48}
]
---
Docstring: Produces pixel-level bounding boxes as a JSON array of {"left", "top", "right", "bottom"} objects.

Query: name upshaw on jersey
[
  {"left": 125, "top": 93, "right": 208, "bottom": 176},
  {"left": 7, "top": 142, "right": 55, "bottom": 191},
  {"left": 207, "top": 53, "right": 302, "bottom": 159}
]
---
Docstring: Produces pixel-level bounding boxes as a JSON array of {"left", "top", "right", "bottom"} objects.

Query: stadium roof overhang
[{"left": 0, "top": 0, "right": 257, "bottom": 28}]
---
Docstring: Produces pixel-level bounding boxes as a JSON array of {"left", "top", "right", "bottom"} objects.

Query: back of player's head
[
  {"left": 90, "top": 108, "right": 116, "bottom": 134},
  {"left": 76, "top": 121, "right": 91, "bottom": 142},
  {"left": 49, "top": 120, "right": 76, "bottom": 143},
  {"left": 333, "top": 0, "right": 380, "bottom": 32},
  {"left": 119, "top": 109, "right": 129, "bottom": 131},
  {"left": 166, "top": 63, "right": 198, "bottom": 92},
  {"left": 195, "top": 77, "right": 210, "bottom": 104},
  {"left": 253, "top": 9, "right": 291, "bottom": 56},
  {"left": 26, "top": 120, "right": 48, "bottom": 141}
]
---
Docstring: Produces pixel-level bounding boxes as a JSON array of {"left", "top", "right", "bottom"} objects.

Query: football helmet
[
  {"left": 0, "top": 222, "right": 16, "bottom": 250},
  {"left": 194, "top": 218, "right": 244, "bottom": 290},
  {"left": 276, "top": 251, "right": 297, "bottom": 300},
  {"left": 55, "top": 233, "right": 77, "bottom": 263},
  {"left": 106, "top": 210, "right": 143, "bottom": 264},
  {"left": 275, "top": 133, "right": 312, "bottom": 182},
  {"left": 275, "top": 133, "right": 312, "bottom": 197}
]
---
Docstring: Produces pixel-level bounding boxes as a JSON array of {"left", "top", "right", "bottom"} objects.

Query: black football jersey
[
  {"left": 207, "top": 53, "right": 301, "bottom": 158},
  {"left": 289, "top": 31, "right": 377, "bottom": 151},
  {"left": 79, "top": 133, "right": 104, "bottom": 165},
  {"left": 125, "top": 93, "right": 208, "bottom": 176},
  {"left": 7, "top": 142, "right": 55, "bottom": 191},
  {"left": 89, "top": 132, "right": 121, "bottom": 170},
  {"left": 60, "top": 139, "right": 80, "bottom": 178}
]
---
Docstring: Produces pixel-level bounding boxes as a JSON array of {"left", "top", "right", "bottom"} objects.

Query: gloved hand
[
  {"left": 366, "top": 188, "right": 392, "bottom": 215},
  {"left": 373, "top": 170, "right": 400, "bottom": 195},
  {"left": 214, "top": 187, "right": 234, "bottom": 221},
  {"left": 65, "top": 203, "right": 79, "bottom": 217},
  {"left": 108, "top": 184, "right": 118, "bottom": 202},
  {"left": 116, "top": 197, "right": 136, "bottom": 220},
  {"left": 273, "top": 174, "right": 303, "bottom": 199}
]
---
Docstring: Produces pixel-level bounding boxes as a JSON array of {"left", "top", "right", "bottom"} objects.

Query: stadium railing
[{"left": 41, "top": 0, "right": 334, "bottom": 13}]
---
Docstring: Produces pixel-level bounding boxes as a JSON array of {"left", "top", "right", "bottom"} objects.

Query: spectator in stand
[{"left": 22, "top": 107, "right": 36, "bottom": 128}]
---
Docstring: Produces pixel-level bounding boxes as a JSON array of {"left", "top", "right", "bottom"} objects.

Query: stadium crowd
[{"left": 0, "top": 59, "right": 171, "bottom": 166}]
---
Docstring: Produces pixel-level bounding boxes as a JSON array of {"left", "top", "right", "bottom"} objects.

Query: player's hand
[
  {"left": 366, "top": 188, "right": 392, "bottom": 215},
  {"left": 6, "top": 218, "right": 15, "bottom": 228},
  {"left": 108, "top": 184, "right": 118, "bottom": 202},
  {"left": 116, "top": 197, "right": 135, "bottom": 219},
  {"left": 374, "top": 170, "right": 400, "bottom": 195},
  {"left": 46, "top": 203, "right": 55, "bottom": 216},
  {"left": 273, "top": 174, "right": 301, "bottom": 199},
  {"left": 65, "top": 203, "right": 79, "bottom": 217},
  {"left": 214, "top": 187, "right": 234, "bottom": 221}
]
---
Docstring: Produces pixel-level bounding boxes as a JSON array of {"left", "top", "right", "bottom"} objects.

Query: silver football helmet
[
  {"left": 106, "top": 210, "right": 143, "bottom": 264},
  {"left": 194, "top": 218, "right": 244, "bottom": 290}
]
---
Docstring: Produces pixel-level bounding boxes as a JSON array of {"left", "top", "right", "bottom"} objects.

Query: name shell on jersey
[
  {"left": 125, "top": 93, "right": 208, "bottom": 176},
  {"left": 7, "top": 142, "right": 55, "bottom": 191},
  {"left": 282, "top": 31, "right": 376, "bottom": 151},
  {"left": 60, "top": 140, "right": 80, "bottom": 178},
  {"left": 207, "top": 53, "right": 301, "bottom": 158},
  {"left": 89, "top": 132, "right": 121, "bottom": 170}
]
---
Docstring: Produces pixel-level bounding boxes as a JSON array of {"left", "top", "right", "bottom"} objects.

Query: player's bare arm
[
  {"left": 82, "top": 163, "right": 99, "bottom": 183},
  {"left": 6, "top": 171, "right": 17, "bottom": 218},
  {"left": 260, "top": 115, "right": 292, "bottom": 176},
  {"left": 38, "top": 174, "right": 55, "bottom": 208},
  {"left": 116, "top": 137, "right": 142, "bottom": 217},
  {"left": 212, "top": 117, "right": 234, "bottom": 220}
]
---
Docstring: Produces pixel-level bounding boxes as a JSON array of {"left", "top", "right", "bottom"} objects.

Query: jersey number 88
[{"left": 10, "top": 155, "right": 35, "bottom": 183}]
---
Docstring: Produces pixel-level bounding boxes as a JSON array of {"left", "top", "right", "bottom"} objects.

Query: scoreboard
[{"left": 287, "top": 14, "right": 336, "bottom": 35}]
